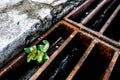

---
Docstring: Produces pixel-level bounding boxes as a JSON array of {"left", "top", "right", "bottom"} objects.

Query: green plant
[{"left": 24, "top": 40, "right": 50, "bottom": 63}]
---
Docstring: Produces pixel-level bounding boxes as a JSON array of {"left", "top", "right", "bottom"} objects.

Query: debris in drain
[{"left": 49, "top": 48, "right": 78, "bottom": 80}]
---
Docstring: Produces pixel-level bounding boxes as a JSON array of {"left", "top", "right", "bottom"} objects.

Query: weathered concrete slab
[
  {"left": 0, "top": 0, "right": 23, "bottom": 10},
  {"left": 0, "top": 0, "right": 85, "bottom": 68},
  {"left": 0, "top": 9, "right": 39, "bottom": 68}
]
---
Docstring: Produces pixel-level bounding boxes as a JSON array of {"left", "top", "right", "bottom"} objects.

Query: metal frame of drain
[
  {"left": 0, "top": 20, "right": 119, "bottom": 80},
  {"left": 64, "top": 0, "right": 120, "bottom": 48}
]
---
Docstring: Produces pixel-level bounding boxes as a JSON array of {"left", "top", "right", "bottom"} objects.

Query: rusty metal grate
[
  {"left": 0, "top": 0, "right": 120, "bottom": 80},
  {"left": 0, "top": 21, "right": 79, "bottom": 80},
  {"left": 64, "top": 0, "right": 120, "bottom": 48},
  {"left": 0, "top": 20, "right": 119, "bottom": 80}
]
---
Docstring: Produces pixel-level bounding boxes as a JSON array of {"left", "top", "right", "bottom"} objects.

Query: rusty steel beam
[
  {"left": 102, "top": 52, "right": 119, "bottom": 80},
  {"left": 66, "top": 40, "right": 96, "bottom": 80},
  {"left": 100, "top": 4, "right": 120, "bottom": 33},
  {"left": 81, "top": 0, "right": 110, "bottom": 24},
  {"left": 65, "top": 0, "right": 95, "bottom": 20},
  {"left": 0, "top": 52, "right": 26, "bottom": 78}
]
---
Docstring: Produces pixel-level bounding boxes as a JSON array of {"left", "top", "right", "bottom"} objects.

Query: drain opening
[
  {"left": 73, "top": 43, "right": 114, "bottom": 80},
  {"left": 103, "top": 10, "right": 120, "bottom": 41},
  {"left": 69, "top": 0, "right": 101, "bottom": 22},
  {"left": 0, "top": 60, "right": 39, "bottom": 80},
  {"left": 85, "top": 0, "right": 119, "bottom": 31},
  {"left": 37, "top": 32, "right": 92, "bottom": 80},
  {"left": 43, "top": 24, "right": 74, "bottom": 56},
  {"left": 109, "top": 55, "right": 120, "bottom": 80}
]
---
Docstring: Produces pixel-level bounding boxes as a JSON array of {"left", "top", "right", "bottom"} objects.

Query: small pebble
[{"left": 56, "top": 46, "right": 59, "bottom": 48}]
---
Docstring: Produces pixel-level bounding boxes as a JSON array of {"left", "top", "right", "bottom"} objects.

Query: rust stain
[{"left": 102, "top": 52, "right": 119, "bottom": 80}]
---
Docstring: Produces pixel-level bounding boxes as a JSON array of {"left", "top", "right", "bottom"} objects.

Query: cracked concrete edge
[
  {"left": 0, "top": 19, "right": 40, "bottom": 68},
  {"left": 0, "top": 0, "right": 85, "bottom": 68}
]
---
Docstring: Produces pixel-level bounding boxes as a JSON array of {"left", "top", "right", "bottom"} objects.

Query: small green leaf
[
  {"left": 30, "top": 45, "right": 37, "bottom": 54},
  {"left": 43, "top": 53, "right": 49, "bottom": 62},
  {"left": 27, "top": 52, "right": 36, "bottom": 62},
  {"left": 42, "top": 40, "right": 50, "bottom": 51},
  {"left": 38, "top": 40, "right": 50, "bottom": 52},
  {"left": 36, "top": 50, "right": 44, "bottom": 63},
  {"left": 27, "top": 46, "right": 37, "bottom": 62},
  {"left": 27, "top": 57, "right": 31, "bottom": 63},
  {"left": 24, "top": 48, "right": 30, "bottom": 54},
  {"left": 25, "top": 40, "right": 50, "bottom": 63},
  {"left": 38, "top": 44, "right": 44, "bottom": 51}
]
